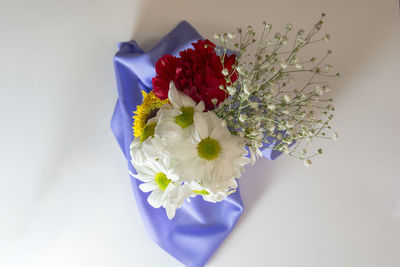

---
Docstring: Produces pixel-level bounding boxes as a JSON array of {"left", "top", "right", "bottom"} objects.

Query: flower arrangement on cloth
[{"left": 129, "top": 14, "right": 339, "bottom": 219}]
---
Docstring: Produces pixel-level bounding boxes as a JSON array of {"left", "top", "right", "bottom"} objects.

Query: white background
[{"left": 1, "top": 0, "right": 400, "bottom": 266}]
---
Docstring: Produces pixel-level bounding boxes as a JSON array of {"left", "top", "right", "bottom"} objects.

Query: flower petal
[
  {"left": 168, "top": 81, "right": 182, "bottom": 108},
  {"left": 180, "top": 92, "right": 196, "bottom": 108},
  {"left": 194, "top": 101, "right": 205, "bottom": 112},
  {"left": 156, "top": 121, "right": 183, "bottom": 140},
  {"left": 147, "top": 189, "right": 163, "bottom": 208},
  {"left": 193, "top": 112, "right": 209, "bottom": 139},
  {"left": 165, "top": 204, "right": 177, "bottom": 220},
  {"left": 139, "top": 182, "right": 157, "bottom": 192}
]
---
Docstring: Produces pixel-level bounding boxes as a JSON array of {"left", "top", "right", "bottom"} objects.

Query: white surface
[{"left": 1, "top": 0, "right": 400, "bottom": 266}]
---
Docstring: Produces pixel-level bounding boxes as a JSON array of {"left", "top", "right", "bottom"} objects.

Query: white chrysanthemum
[
  {"left": 189, "top": 179, "right": 238, "bottom": 203},
  {"left": 155, "top": 82, "right": 205, "bottom": 139},
  {"left": 132, "top": 157, "right": 191, "bottom": 219},
  {"left": 164, "top": 111, "right": 250, "bottom": 192},
  {"left": 163, "top": 182, "right": 192, "bottom": 219}
]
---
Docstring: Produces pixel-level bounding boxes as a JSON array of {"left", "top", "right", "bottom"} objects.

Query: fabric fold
[{"left": 111, "top": 21, "right": 279, "bottom": 266}]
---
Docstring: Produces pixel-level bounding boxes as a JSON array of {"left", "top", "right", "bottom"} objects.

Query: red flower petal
[{"left": 152, "top": 39, "right": 238, "bottom": 110}]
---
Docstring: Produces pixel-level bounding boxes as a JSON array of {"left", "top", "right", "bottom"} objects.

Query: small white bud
[
  {"left": 222, "top": 68, "right": 229, "bottom": 76},
  {"left": 211, "top": 98, "right": 218, "bottom": 106},
  {"left": 286, "top": 120, "right": 295, "bottom": 128},
  {"left": 322, "top": 34, "right": 330, "bottom": 42},
  {"left": 283, "top": 145, "right": 290, "bottom": 154},
  {"left": 315, "top": 21, "right": 322, "bottom": 30},
  {"left": 227, "top": 86, "right": 235, "bottom": 94},
  {"left": 267, "top": 103, "right": 276, "bottom": 110},
  {"left": 324, "top": 64, "right": 333, "bottom": 72},
  {"left": 304, "top": 159, "right": 312, "bottom": 167},
  {"left": 323, "top": 85, "right": 331, "bottom": 92},
  {"left": 268, "top": 124, "right": 275, "bottom": 132},
  {"left": 280, "top": 60, "right": 288, "bottom": 69},
  {"left": 243, "top": 83, "right": 252, "bottom": 96},
  {"left": 332, "top": 132, "right": 339, "bottom": 140},
  {"left": 227, "top": 33, "right": 235, "bottom": 39},
  {"left": 213, "top": 33, "right": 220, "bottom": 39},
  {"left": 252, "top": 102, "right": 259, "bottom": 110},
  {"left": 284, "top": 94, "right": 291, "bottom": 103},
  {"left": 239, "top": 114, "right": 247, "bottom": 122}
]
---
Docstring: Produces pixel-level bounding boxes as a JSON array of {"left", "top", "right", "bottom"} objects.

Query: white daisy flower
[
  {"left": 132, "top": 157, "right": 191, "bottom": 219},
  {"left": 155, "top": 82, "right": 205, "bottom": 140},
  {"left": 165, "top": 111, "right": 250, "bottom": 192}
]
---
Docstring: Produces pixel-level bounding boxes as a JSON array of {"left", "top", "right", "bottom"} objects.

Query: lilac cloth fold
[{"left": 111, "top": 21, "right": 281, "bottom": 267}]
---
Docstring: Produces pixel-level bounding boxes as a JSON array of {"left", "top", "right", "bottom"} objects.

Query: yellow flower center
[
  {"left": 197, "top": 137, "right": 221, "bottom": 161},
  {"left": 140, "top": 122, "right": 157, "bottom": 143},
  {"left": 155, "top": 172, "right": 171, "bottom": 191},
  {"left": 193, "top": 189, "right": 209, "bottom": 195},
  {"left": 175, "top": 106, "right": 194, "bottom": 129}
]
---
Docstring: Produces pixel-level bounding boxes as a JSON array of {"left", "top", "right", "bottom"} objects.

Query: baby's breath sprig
[{"left": 213, "top": 14, "right": 339, "bottom": 166}]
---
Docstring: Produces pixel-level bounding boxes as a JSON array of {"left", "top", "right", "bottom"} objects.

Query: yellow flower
[{"left": 132, "top": 91, "right": 169, "bottom": 138}]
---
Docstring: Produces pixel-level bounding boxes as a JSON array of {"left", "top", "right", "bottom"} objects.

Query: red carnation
[{"left": 152, "top": 39, "right": 238, "bottom": 110}]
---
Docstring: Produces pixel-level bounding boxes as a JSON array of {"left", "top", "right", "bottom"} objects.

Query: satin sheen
[{"left": 111, "top": 21, "right": 280, "bottom": 267}]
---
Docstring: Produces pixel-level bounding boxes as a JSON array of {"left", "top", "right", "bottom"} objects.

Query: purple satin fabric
[{"left": 111, "top": 21, "right": 280, "bottom": 267}]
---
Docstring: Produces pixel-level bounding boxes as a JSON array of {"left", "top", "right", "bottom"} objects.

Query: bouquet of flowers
[{"left": 128, "top": 14, "right": 338, "bottom": 220}]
